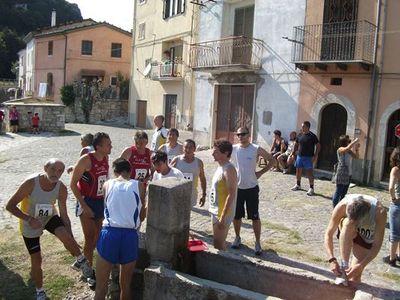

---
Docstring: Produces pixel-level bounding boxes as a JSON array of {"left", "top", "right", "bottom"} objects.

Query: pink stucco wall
[{"left": 34, "top": 25, "right": 132, "bottom": 102}]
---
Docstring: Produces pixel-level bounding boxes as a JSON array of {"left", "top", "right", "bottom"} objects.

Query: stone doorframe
[
  {"left": 310, "top": 93, "right": 356, "bottom": 138},
  {"left": 376, "top": 100, "right": 400, "bottom": 181}
]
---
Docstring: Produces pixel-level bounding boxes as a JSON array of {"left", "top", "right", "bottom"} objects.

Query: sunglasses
[{"left": 236, "top": 132, "right": 248, "bottom": 137}]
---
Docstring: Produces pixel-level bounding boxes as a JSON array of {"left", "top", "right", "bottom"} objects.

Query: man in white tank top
[
  {"left": 6, "top": 159, "right": 96, "bottom": 299},
  {"left": 324, "top": 194, "right": 387, "bottom": 285},
  {"left": 230, "top": 127, "right": 274, "bottom": 255},
  {"left": 95, "top": 158, "right": 146, "bottom": 300}
]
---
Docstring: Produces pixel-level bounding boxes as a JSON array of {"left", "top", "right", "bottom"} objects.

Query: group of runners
[{"left": 6, "top": 116, "right": 399, "bottom": 299}]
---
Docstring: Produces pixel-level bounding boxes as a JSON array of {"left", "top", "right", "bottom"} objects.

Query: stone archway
[
  {"left": 376, "top": 101, "right": 400, "bottom": 181},
  {"left": 310, "top": 93, "right": 356, "bottom": 138}
]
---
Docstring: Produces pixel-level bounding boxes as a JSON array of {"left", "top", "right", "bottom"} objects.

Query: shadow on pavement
[{"left": 0, "top": 260, "right": 35, "bottom": 299}]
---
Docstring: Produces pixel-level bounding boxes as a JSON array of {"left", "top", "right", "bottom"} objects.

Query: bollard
[{"left": 145, "top": 177, "right": 192, "bottom": 268}]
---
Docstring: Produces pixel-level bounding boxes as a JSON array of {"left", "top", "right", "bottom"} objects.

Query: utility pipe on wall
[{"left": 362, "top": 0, "right": 382, "bottom": 185}]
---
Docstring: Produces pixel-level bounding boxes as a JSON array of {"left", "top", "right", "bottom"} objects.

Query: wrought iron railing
[
  {"left": 150, "top": 62, "right": 183, "bottom": 79},
  {"left": 291, "top": 20, "right": 376, "bottom": 64},
  {"left": 190, "top": 36, "right": 264, "bottom": 69}
]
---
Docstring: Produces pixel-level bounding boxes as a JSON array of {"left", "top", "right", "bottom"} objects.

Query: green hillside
[{"left": 0, "top": 0, "right": 82, "bottom": 79}]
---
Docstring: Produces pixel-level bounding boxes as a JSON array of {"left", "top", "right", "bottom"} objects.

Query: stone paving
[{"left": 0, "top": 122, "right": 399, "bottom": 299}]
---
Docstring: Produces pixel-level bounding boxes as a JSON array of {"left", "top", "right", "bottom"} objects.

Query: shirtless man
[
  {"left": 324, "top": 194, "right": 387, "bottom": 285},
  {"left": 70, "top": 132, "right": 111, "bottom": 270},
  {"left": 6, "top": 159, "right": 95, "bottom": 299}
]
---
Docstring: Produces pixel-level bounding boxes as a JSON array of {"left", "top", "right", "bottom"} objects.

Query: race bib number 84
[{"left": 35, "top": 204, "right": 53, "bottom": 218}]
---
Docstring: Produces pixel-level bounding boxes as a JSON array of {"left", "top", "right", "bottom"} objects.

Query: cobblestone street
[{"left": 0, "top": 122, "right": 399, "bottom": 299}]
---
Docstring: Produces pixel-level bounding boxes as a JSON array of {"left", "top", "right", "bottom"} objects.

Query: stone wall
[
  {"left": 65, "top": 98, "right": 128, "bottom": 123},
  {"left": 3, "top": 101, "right": 65, "bottom": 132}
]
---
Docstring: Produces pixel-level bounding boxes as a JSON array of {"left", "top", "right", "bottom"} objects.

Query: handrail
[
  {"left": 291, "top": 20, "right": 376, "bottom": 64},
  {"left": 190, "top": 36, "right": 264, "bottom": 69}
]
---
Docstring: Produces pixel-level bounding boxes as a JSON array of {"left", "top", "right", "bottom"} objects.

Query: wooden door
[
  {"left": 165, "top": 94, "right": 177, "bottom": 128},
  {"left": 317, "top": 103, "right": 347, "bottom": 170},
  {"left": 215, "top": 85, "right": 254, "bottom": 143},
  {"left": 321, "top": 0, "right": 358, "bottom": 61},
  {"left": 382, "top": 109, "right": 400, "bottom": 180},
  {"left": 136, "top": 100, "right": 147, "bottom": 128}
]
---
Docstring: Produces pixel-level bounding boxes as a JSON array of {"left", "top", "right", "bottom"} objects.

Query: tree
[
  {"left": 60, "top": 84, "right": 75, "bottom": 107},
  {"left": 0, "top": 0, "right": 82, "bottom": 78},
  {"left": 0, "top": 28, "right": 24, "bottom": 78}
]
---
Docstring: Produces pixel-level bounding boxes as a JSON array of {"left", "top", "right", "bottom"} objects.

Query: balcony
[
  {"left": 150, "top": 62, "right": 183, "bottom": 81},
  {"left": 291, "top": 20, "right": 376, "bottom": 71},
  {"left": 190, "top": 36, "right": 265, "bottom": 73}
]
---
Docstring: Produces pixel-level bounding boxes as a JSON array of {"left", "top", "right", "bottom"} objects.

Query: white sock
[
  {"left": 76, "top": 254, "right": 85, "bottom": 263},
  {"left": 36, "top": 287, "right": 44, "bottom": 294},
  {"left": 340, "top": 260, "right": 349, "bottom": 269}
]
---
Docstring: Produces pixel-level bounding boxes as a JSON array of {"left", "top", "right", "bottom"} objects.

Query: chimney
[{"left": 51, "top": 10, "right": 56, "bottom": 27}]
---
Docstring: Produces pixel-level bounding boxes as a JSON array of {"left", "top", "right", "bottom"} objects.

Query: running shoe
[
  {"left": 382, "top": 255, "right": 397, "bottom": 267},
  {"left": 254, "top": 241, "right": 262, "bottom": 256},
  {"left": 231, "top": 236, "right": 241, "bottom": 249},
  {"left": 80, "top": 258, "right": 94, "bottom": 279},
  {"left": 334, "top": 268, "right": 348, "bottom": 286},
  {"left": 36, "top": 290, "right": 47, "bottom": 300},
  {"left": 71, "top": 259, "right": 81, "bottom": 271},
  {"left": 87, "top": 270, "right": 96, "bottom": 291},
  {"left": 291, "top": 184, "right": 301, "bottom": 191},
  {"left": 306, "top": 188, "right": 315, "bottom": 196}
]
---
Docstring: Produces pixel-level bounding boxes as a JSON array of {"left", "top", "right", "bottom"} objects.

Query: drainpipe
[
  {"left": 130, "top": 0, "right": 137, "bottom": 126},
  {"left": 63, "top": 34, "right": 67, "bottom": 86},
  {"left": 366, "top": 0, "right": 388, "bottom": 185},
  {"left": 362, "top": 0, "right": 382, "bottom": 185}
]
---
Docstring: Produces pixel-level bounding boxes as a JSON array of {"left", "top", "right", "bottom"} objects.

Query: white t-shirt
[
  {"left": 153, "top": 167, "right": 184, "bottom": 181},
  {"left": 230, "top": 143, "right": 259, "bottom": 189}
]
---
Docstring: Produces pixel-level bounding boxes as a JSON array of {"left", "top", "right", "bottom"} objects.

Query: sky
[{"left": 66, "top": 0, "right": 134, "bottom": 31}]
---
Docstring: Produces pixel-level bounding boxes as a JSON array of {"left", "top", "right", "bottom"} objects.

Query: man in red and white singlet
[
  {"left": 120, "top": 131, "right": 152, "bottom": 184},
  {"left": 71, "top": 132, "right": 111, "bottom": 267}
]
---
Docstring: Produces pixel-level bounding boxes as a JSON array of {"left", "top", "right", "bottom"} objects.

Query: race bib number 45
[
  {"left": 97, "top": 175, "right": 107, "bottom": 196},
  {"left": 35, "top": 204, "right": 53, "bottom": 218}
]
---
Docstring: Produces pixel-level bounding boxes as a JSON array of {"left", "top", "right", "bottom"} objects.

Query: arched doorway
[
  {"left": 317, "top": 103, "right": 347, "bottom": 171},
  {"left": 382, "top": 109, "right": 400, "bottom": 180}
]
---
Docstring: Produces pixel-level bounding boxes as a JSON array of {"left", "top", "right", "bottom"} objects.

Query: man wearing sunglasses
[{"left": 230, "top": 127, "right": 274, "bottom": 255}]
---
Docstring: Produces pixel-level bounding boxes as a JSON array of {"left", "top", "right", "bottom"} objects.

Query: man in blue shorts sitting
[{"left": 290, "top": 121, "right": 320, "bottom": 196}]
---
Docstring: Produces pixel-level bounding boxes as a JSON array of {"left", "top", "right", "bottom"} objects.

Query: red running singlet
[
  {"left": 128, "top": 146, "right": 151, "bottom": 181},
  {"left": 78, "top": 153, "right": 109, "bottom": 199}
]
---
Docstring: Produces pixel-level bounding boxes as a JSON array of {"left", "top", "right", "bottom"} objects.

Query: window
[
  {"left": 111, "top": 43, "right": 122, "bottom": 58},
  {"left": 81, "top": 40, "right": 93, "bottom": 55},
  {"left": 144, "top": 58, "right": 152, "bottom": 78},
  {"left": 47, "top": 73, "right": 53, "bottom": 96},
  {"left": 110, "top": 76, "right": 118, "bottom": 86},
  {"left": 163, "top": 0, "right": 185, "bottom": 19},
  {"left": 138, "top": 23, "right": 146, "bottom": 40},
  {"left": 48, "top": 41, "right": 53, "bottom": 56}
]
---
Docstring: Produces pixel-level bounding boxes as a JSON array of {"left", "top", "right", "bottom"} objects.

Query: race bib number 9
[
  {"left": 183, "top": 173, "right": 193, "bottom": 181},
  {"left": 135, "top": 168, "right": 147, "bottom": 180},
  {"left": 97, "top": 175, "right": 107, "bottom": 196},
  {"left": 35, "top": 204, "right": 53, "bottom": 218}
]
